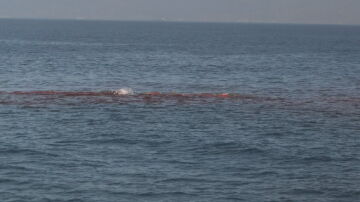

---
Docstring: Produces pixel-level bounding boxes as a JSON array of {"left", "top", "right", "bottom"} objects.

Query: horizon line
[{"left": 0, "top": 17, "right": 359, "bottom": 27}]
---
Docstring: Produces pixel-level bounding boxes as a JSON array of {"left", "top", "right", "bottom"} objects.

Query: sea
[{"left": 0, "top": 19, "right": 359, "bottom": 202}]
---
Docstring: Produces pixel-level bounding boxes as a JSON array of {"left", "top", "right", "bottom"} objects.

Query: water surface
[{"left": 0, "top": 19, "right": 359, "bottom": 201}]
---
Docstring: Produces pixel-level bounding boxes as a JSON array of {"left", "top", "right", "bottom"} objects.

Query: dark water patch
[
  {"left": 85, "top": 138, "right": 141, "bottom": 145},
  {"left": 0, "top": 148, "right": 59, "bottom": 158},
  {"left": 158, "top": 177, "right": 228, "bottom": 184},
  {"left": 301, "top": 156, "right": 335, "bottom": 163}
]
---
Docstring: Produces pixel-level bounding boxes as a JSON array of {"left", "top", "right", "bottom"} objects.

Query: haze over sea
[{"left": 0, "top": 19, "right": 359, "bottom": 201}]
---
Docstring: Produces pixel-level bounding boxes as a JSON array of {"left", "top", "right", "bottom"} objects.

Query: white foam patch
[{"left": 112, "top": 88, "right": 134, "bottom": 95}]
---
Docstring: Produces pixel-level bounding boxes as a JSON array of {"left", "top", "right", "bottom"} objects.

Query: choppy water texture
[{"left": 0, "top": 19, "right": 359, "bottom": 202}]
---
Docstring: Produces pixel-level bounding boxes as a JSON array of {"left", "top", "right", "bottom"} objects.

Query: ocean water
[{"left": 0, "top": 19, "right": 359, "bottom": 201}]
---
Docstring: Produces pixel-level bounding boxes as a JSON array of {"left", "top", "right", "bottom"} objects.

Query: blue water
[{"left": 0, "top": 19, "right": 359, "bottom": 201}]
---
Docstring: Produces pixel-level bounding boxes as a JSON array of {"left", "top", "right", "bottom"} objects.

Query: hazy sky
[{"left": 0, "top": 0, "right": 359, "bottom": 24}]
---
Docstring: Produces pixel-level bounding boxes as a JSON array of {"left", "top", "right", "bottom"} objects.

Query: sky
[{"left": 0, "top": 0, "right": 359, "bottom": 25}]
